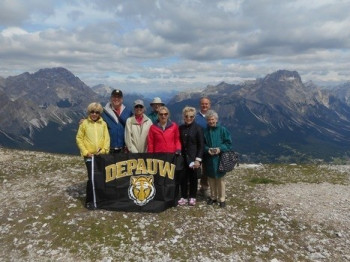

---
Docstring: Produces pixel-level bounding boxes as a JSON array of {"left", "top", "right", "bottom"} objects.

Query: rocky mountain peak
[
  {"left": 6, "top": 72, "right": 31, "bottom": 82},
  {"left": 251, "top": 69, "right": 311, "bottom": 107},
  {"left": 0, "top": 67, "right": 104, "bottom": 153},
  {"left": 34, "top": 67, "right": 74, "bottom": 76},
  {"left": 263, "top": 70, "right": 302, "bottom": 84},
  {"left": 3, "top": 67, "right": 97, "bottom": 104},
  {"left": 92, "top": 84, "right": 113, "bottom": 98},
  {"left": 32, "top": 67, "right": 82, "bottom": 87}
]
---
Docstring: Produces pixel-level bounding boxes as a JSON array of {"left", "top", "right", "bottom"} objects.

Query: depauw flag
[{"left": 90, "top": 153, "right": 182, "bottom": 212}]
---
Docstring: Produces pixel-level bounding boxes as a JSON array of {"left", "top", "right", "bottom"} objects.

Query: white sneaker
[
  {"left": 189, "top": 198, "right": 196, "bottom": 206},
  {"left": 177, "top": 198, "right": 188, "bottom": 206}
]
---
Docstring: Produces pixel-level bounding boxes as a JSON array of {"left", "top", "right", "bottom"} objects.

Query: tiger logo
[{"left": 128, "top": 176, "right": 156, "bottom": 206}]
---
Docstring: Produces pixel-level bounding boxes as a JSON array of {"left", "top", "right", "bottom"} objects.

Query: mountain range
[
  {"left": 168, "top": 70, "right": 350, "bottom": 162},
  {"left": 0, "top": 68, "right": 99, "bottom": 153},
  {"left": 1, "top": 67, "right": 350, "bottom": 162}
]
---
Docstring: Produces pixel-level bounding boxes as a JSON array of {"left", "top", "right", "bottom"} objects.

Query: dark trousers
[
  {"left": 199, "top": 166, "right": 209, "bottom": 190},
  {"left": 180, "top": 166, "right": 198, "bottom": 199},
  {"left": 85, "top": 159, "right": 93, "bottom": 204}
]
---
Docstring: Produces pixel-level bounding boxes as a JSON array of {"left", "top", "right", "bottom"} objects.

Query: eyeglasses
[
  {"left": 159, "top": 113, "right": 168, "bottom": 116},
  {"left": 134, "top": 105, "right": 144, "bottom": 109},
  {"left": 185, "top": 115, "right": 194, "bottom": 119},
  {"left": 90, "top": 111, "right": 100, "bottom": 115}
]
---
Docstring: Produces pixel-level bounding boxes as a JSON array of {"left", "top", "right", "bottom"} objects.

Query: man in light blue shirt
[{"left": 195, "top": 97, "right": 211, "bottom": 197}]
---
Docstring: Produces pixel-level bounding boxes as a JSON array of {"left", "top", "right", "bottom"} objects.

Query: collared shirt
[{"left": 195, "top": 111, "right": 207, "bottom": 129}]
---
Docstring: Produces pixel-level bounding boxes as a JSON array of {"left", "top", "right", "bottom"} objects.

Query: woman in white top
[{"left": 125, "top": 99, "right": 153, "bottom": 153}]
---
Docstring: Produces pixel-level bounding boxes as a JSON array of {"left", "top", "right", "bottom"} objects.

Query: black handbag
[
  {"left": 218, "top": 151, "right": 239, "bottom": 172},
  {"left": 194, "top": 166, "right": 202, "bottom": 179}
]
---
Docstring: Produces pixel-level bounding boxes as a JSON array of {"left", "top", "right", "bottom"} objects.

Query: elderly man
[
  {"left": 148, "top": 97, "right": 165, "bottom": 123},
  {"left": 196, "top": 97, "right": 211, "bottom": 129},
  {"left": 195, "top": 97, "right": 211, "bottom": 197},
  {"left": 102, "top": 89, "right": 133, "bottom": 153}
]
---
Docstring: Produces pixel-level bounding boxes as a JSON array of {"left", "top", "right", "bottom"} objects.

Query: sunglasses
[
  {"left": 90, "top": 111, "right": 100, "bottom": 115},
  {"left": 185, "top": 115, "right": 194, "bottom": 119},
  {"left": 134, "top": 105, "right": 144, "bottom": 109},
  {"left": 159, "top": 113, "right": 168, "bottom": 116}
]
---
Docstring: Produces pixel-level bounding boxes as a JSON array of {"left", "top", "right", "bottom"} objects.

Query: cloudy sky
[{"left": 1, "top": 0, "right": 350, "bottom": 94}]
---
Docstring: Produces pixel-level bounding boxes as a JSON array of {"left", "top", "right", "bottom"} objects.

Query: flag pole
[{"left": 91, "top": 155, "right": 97, "bottom": 208}]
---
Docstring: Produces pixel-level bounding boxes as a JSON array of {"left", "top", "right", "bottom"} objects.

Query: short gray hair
[{"left": 205, "top": 110, "right": 218, "bottom": 120}]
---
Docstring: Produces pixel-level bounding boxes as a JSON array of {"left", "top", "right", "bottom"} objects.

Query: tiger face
[{"left": 128, "top": 176, "right": 156, "bottom": 206}]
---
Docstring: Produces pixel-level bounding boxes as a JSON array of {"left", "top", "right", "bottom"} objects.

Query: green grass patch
[{"left": 249, "top": 177, "right": 278, "bottom": 184}]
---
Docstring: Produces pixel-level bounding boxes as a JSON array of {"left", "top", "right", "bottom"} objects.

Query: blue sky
[{"left": 1, "top": 0, "right": 350, "bottom": 94}]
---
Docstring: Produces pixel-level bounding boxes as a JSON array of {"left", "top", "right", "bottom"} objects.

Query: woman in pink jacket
[{"left": 147, "top": 106, "right": 181, "bottom": 153}]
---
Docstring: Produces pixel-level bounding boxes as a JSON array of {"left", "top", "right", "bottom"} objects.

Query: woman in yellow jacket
[{"left": 76, "top": 102, "right": 110, "bottom": 209}]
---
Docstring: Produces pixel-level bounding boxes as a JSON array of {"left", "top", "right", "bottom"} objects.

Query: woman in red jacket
[{"left": 147, "top": 106, "right": 181, "bottom": 153}]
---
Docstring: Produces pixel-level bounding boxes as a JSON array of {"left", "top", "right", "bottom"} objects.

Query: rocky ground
[{"left": 0, "top": 147, "right": 350, "bottom": 261}]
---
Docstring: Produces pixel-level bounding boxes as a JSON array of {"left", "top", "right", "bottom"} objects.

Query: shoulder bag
[{"left": 218, "top": 151, "right": 239, "bottom": 172}]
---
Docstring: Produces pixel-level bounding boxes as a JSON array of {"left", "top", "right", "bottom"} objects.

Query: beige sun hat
[{"left": 150, "top": 97, "right": 164, "bottom": 105}]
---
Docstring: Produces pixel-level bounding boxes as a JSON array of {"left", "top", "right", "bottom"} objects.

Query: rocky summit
[{"left": 1, "top": 147, "right": 350, "bottom": 261}]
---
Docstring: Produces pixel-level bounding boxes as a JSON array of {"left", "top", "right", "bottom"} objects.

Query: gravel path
[
  {"left": 262, "top": 182, "right": 350, "bottom": 231},
  {"left": 250, "top": 164, "right": 350, "bottom": 261}
]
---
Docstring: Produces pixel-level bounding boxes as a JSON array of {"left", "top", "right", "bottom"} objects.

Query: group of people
[{"left": 76, "top": 89, "right": 232, "bottom": 210}]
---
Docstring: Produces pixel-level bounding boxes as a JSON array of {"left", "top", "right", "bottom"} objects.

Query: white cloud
[
  {"left": 0, "top": 0, "right": 55, "bottom": 26},
  {"left": 35, "top": 2, "right": 116, "bottom": 29},
  {"left": 0, "top": 0, "right": 350, "bottom": 93},
  {"left": 217, "top": 0, "right": 244, "bottom": 14},
  {"left": 1, "top": 27, "right": 28, "bottom": 37}
]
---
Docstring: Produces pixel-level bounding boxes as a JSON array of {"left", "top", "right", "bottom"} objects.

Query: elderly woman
[
  {"left": 76, "top": 102, "right": 110, "bottom": 209},
  {"left": 203, "top": 110, "right": 232, "bottom": 208},
  {"left": 125, "top": 99, "right": 153, "bottom": 153},
  {"left": 178, "top": 106, "right": 204, "bottom": 206},
  {"left": 147, "top": 106, "right": 181, "bottom": 153}
]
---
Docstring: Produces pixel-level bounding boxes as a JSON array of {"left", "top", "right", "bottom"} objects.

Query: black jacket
[{"left": 179, "top": 122, "right": 204, "bottom": 164}]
